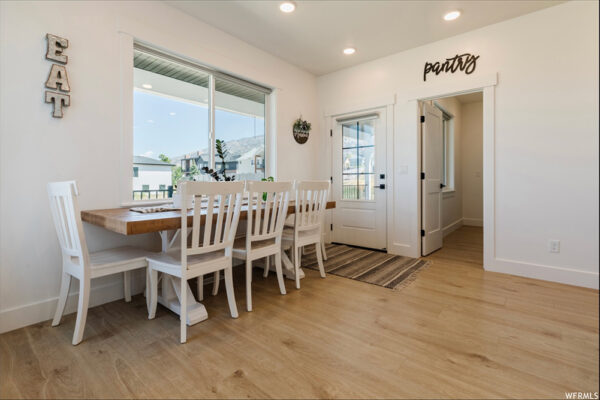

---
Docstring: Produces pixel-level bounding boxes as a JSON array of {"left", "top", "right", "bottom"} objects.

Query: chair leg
[
  {"left": 52, "top": 271, "right": 71, "bottom": 327},
  {"left": 145, "top": 267, "right": 150, "bottom": 312},
  {"left": 212, "top": 271, "right": 219, "bottom": 296},
  {"left": 123, "top": 271, "right": 131, "bottom": 302},
  {"left": 263, "top": 256, "right": 270, "bottom": 278},
  {"left": 224, "top": 267, "right": 238, "bottom": 318},
  {"left": 315, "top": 242, "right": 326, "bottom": 278},
  {"left": 148, "top": 268, "right": 158, "bottom": 319},
  {"left": 321, "top": 240, "right": 328, "bottom": 261},
  {"left": 275, "top": 251, "right": 286, "bottom": 295},
  {"left": 180, "top": 277, "right": 187, "bottom": 344},
  {"left": 246, "top": 259, "right": 253, "bottom": 312},
  {"left": 294, "top": 246, "right": 301, "bottom": 290},
  {"left": 197, "top": 275, "right": 204, "bottom": 301},
  {"left": 72, "top": 277, "right": 90, "bottom": 345}
]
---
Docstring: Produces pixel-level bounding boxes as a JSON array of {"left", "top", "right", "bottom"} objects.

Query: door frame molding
[
  {"left": 324, "top": 97, "right": 396, "bottom": 250},
  {"left": 407, "top": 73, "right": 497, "bottom": 268}
]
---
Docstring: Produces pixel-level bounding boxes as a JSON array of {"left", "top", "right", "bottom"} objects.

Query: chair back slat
[
  {"left": 295, "top": 181, "right": 330, "bottom": 231},
  {"left": 180, "top": 181, "right": 244, "bottom": 269},
  {"left": 47, "top": 181, "right": 90, "bottom": 268},
  {"left": 246, "top": 181, "right": 292, "bottom": 242}
]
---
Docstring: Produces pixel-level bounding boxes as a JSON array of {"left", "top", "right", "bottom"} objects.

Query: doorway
[
  {"left": 420, "top": 91, "right": 484, "bottom": 256},
  {"left": 331, "top": 108, "right": 387, "bottom": 250}
]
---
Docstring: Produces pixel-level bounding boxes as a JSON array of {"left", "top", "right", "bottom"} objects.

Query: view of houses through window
[{"left": 132, "top": 46, "right": 267, "bottom": 200}]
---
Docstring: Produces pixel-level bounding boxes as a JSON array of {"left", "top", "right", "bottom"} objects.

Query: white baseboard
[
  {"left": 463, "top": 217, "right": 483, "bottom": 227},
  {"left": 443, "top": 218, "right": 464, "bottom": 237},
  {"left": 0, "top": 273, "right": 146, "bottom": 334},
  {"left": 486, "top": 258, "right": 599, "bottom": 290}
]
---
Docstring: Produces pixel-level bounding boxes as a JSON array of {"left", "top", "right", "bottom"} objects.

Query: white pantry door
[
  {"left": 421, "top": 102, "right": 444, "bottom": 255},
  {"left": 332, "top": 110, "right": 387, "bottom": 250}
]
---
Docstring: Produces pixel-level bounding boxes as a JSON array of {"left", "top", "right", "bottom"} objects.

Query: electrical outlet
[{"left": 548, "top": 240, "right": 560, "bottom": 253}]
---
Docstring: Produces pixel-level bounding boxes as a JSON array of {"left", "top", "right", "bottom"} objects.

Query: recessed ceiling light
[
  {"left": 279, "top": 1, "right": 295, "bottom": 13},
  {"left": 169, "top": 112, "right": 176, "bottom": 116},
  {"left": 444, "top": 10, "right": 461, "bottom": 21},
  {"left": 142, "top": 83, "right": 153, "bottom": 89},
  {"left": 343, "top": 47, "right": 356, "bottom": 55}
]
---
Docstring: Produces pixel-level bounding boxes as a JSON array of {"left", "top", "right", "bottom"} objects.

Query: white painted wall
[
  {"left": 317, "top": 1, "right": 599, "bottom": 288},
  {"left": 462, "top": 101, "right": 483, "bottom": 226},
  {"left": 0, "top": 1, "right": 321, "bottom": 332}
]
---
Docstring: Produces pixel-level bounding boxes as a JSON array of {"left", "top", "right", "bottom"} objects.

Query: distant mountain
[{"left": 171, "top": 135, "right": 265, "bottom": 164}]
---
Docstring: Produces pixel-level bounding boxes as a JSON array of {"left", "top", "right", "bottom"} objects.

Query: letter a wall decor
[{"left": 44, "top": 34, "right": 71, "bottom": 118}]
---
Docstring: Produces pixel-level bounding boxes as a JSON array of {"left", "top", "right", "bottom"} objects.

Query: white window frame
[{"left": 118, "top": 34, "right": 273, "bottom": 206}]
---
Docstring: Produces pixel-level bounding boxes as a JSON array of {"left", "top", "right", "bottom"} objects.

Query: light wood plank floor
[{"left": 1, "top": 227, "right": 598, "bottom": 399}]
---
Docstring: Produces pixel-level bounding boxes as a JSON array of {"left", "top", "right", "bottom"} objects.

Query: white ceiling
[{"left": 168, "top": 0, "right": 562, "bottom": 76}]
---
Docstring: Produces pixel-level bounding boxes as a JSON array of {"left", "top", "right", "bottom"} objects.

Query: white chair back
[
  {"left": 294, "top": 181, "right": 330, "bottom": 232},
  {"left": 245, "top": 181, "right": 292, "bottom": 243},
  {"left": 47, "top": 181, "right": 90, "bottom": 268},
  {"left": 179, "top": 181, "right": 244, "bottom": 269}
]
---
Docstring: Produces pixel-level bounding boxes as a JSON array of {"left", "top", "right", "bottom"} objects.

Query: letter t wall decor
[{"left": 44, "top": 34, "right": 70, "bottom": 118}]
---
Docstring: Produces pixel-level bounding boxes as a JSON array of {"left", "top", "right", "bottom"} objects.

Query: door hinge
[
  {"left": 330, "top": 224, "right": 333, "bottom": 231},
  {"left": 330, "top": 176, "right": 333, "bottom": 183},
  {"left": 330, "top": 129, "right": 333, "bottom": 137},
  {"left": 421, "top": 172, "right": 425, "bottom": 180},
  {"left": 421, "top": 229, "right": 425, "bottom": 237},
  {"left": 420, "top": 115, "right": 425, "bottom": 123}
]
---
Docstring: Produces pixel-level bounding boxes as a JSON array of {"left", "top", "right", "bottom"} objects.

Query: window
[
  {"left": 438, "top": 106, "right": 454, "bottom": 191},
  {"left": 132, "top": 44, "right": 270, "bottom": 201},
  {"left": 342, "top": 119, "right": 375, "bottom": 200},
  {"left": 142, "top": 184, "right": 149, "bottom": 191},
  {"left": 133, "top": 167, "right": 139, "bottom": 177}
]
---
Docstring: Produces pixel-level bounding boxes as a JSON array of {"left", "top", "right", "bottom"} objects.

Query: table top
[{"left": 81, "top": 201, "right": 336, "bottom": 235}]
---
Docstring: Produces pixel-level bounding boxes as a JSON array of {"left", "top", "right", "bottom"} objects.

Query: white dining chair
[
  {"left": 232, "top": 181, "right": 292, "bottom": 312},
  {"left": 147, "top": 181, "right": 244, "bottom": 343},
  {"left": 47, "top": 181, "right": 153, "bottom": 345},
  {"left": 282, "top": 180, "right": 330, "bottom": 289}
]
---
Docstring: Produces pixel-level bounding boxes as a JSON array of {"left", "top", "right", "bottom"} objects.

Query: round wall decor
[{"left": 293, "top": 116, "right": 311, "bottom": 144}]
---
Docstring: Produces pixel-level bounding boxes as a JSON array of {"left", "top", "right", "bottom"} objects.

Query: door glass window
[{"left": 341, "top": 120, "right": 376, "bottom": 200}]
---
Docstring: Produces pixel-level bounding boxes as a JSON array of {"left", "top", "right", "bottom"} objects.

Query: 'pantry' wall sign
[{"left": 423, "top": 53, "right": 479, "bottom": 82}]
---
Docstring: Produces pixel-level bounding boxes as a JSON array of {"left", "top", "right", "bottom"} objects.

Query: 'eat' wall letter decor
[{"left": 44, "top": 34, "right": 71, "bottom": 118}]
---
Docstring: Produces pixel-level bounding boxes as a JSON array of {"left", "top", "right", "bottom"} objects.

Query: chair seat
[
  {"left": 147, "top": 249, "right": 227, "bottom": 273},
  {"left": 282, "top": 226, "right": 320, "bottom": 239},
  {"left": 233, "top": 237, "right": 277, "bottom": 250},
  {"left": 84, "top": 246, "right": 152, "bottom": 278},
  {"left": 232, "top": 237, "right": 279, "bottom": 260}
]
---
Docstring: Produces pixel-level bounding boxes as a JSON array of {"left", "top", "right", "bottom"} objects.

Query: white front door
[
  {"left": 332, "top": 110, "right": 387, "bottom": 250},
  {"left": 421, "top": 102, "right": 443, "bottom": 255}
]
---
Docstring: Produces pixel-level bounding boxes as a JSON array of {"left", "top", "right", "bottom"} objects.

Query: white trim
[
  {"left": 404, "top": 73, "right": 497, "bottom": 102},
  {"left": 482, "top": 85, "right": 495, "bottom": 269},
  {"left": 487, "top": 258, "right": 599, "bottom": 290},
  {"left": 119, "top": 32, "right": 135, "bottom": 206},
  {"left": 443, "top": 218, "right": 463, "bottom": 237},
  {"left": 463, "top": 217, "right": 483, "bottom": 227},
  {"left": 409, "top": 81, "right": 495, "bottom": 263},
  {"left": 0, "top": 271, "right": 147, "bottom": 334}
]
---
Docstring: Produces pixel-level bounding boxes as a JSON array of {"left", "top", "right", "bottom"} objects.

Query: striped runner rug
[{"left": 301, "top": 244, "right": 431, "bottom": 290}]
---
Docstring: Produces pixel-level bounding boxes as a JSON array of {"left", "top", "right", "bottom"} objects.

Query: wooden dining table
[{"left": 81, "top": 200, "right": 336, "bottom": 325}]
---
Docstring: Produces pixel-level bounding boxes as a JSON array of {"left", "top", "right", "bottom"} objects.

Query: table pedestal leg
[{"left": 152, "top": 230, "right": 208, "bottom": 326}]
